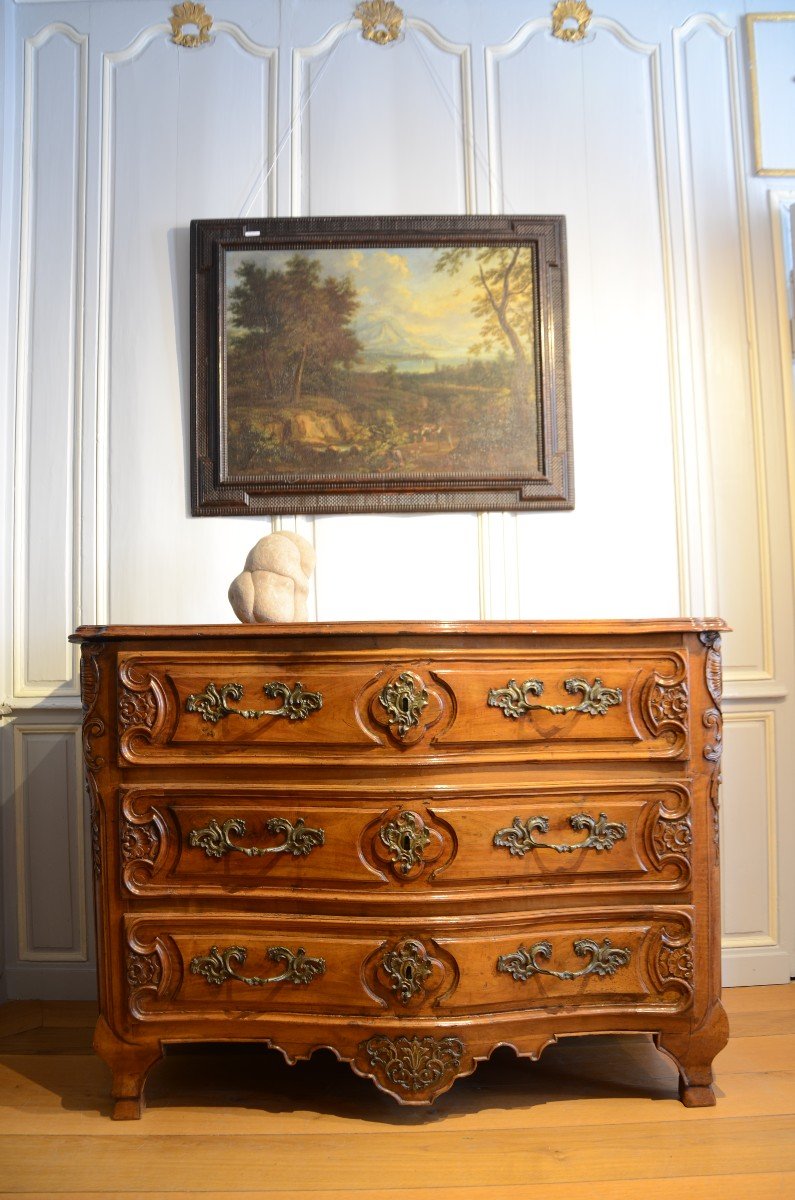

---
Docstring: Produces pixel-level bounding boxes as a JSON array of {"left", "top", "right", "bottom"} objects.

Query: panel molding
[
  {"left": 13, "top": 23, "right": 87, "bottom": 697},
  {"left": 720, "top": 710, "right": 778, "bottom": 949},
  {"left": 12, "top": 723, "right": 87, "bottom": 963},
  {"left": 291, "top": 17, "right": 475, "bottom": 220},
  {"left": 483, "top": 14, "right": 688, "bottom": 620},
  {"left": 96, "top": 20, "right": 278, "bottom": 625},
  {"left": 673, "top": 14, "right": 774, "bottom": 682}
]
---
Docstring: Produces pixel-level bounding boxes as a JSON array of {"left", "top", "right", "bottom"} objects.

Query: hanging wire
[
  {"left": 403, "top": 19, "right": 521, "bottom": 216},
  {"left": 240, "top": 15, "right": 358, "bottom": 218}
]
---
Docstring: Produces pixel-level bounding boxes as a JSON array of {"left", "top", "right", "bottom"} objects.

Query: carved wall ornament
[
  {"left": 170, "top": 2, "right": 213, "bottom": 47},
  {"left": 354, "top": 1, "right": 404, "bottom": 45},
  {"left": 185, "top": 680, "right": 322, "bottom": 724},
  {"left": 381, "top": 939, "right": 434, "bottom": 1004},
  {"left": 494, "top": 812, "right": 627, "bottom": 856},
  {"left": 190, "top": 944, "right": 326, "bottom": 987},
  {"left": 497, "top": 938, "right": 631, "bottom": 982},
  {"left": 551, "top": 0, "right": 593, "bottom": 42},
  {"left": 361, "top": 1035, "right": 464, "bottom": 1094},
  {"left": 188, "top": 815, "right": 325, "bottom": 859}
]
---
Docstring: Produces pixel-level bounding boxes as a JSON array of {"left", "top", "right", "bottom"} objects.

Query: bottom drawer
[{"left": 123, "top": 908, "right": 696, "bottom": 1022}]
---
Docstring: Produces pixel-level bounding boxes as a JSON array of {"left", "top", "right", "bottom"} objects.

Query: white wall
[{"left": 1, "top": 0, "right": 794, "bottom": 998}]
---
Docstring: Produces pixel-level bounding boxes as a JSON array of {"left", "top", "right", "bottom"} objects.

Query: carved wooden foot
[
  {"left": 94, "top": 1015, "right": 163, "bottom": 1120},
  {"left": 655, "top": 1001, "right": 729, "bottom": 1108}
]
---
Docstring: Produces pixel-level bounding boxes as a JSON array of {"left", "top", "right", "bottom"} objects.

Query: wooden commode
[{"left": 71, "top": 620, "right": 729, "bottom": 1118}]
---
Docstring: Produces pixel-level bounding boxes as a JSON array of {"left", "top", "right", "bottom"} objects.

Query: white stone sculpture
[{"left": 228, "top": 531, "right": 316, "bottom": 623}]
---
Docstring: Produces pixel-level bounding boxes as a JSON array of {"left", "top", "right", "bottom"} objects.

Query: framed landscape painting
[{"left": 190, "top": 215, "right": 572, "bottom": 515}]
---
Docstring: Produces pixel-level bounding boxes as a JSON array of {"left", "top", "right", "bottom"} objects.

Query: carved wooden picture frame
[{"left": 190, "top": 215, "right": 573, "bottom": 515}]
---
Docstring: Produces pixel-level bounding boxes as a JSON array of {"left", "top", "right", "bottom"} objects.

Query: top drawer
[{"left": 115, "top": 647, "right": 691, "bottom": 766}]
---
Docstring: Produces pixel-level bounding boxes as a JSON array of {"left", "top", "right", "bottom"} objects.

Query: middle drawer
[{"left": 119, "top": 782, "right": 693, "bottom": 900}]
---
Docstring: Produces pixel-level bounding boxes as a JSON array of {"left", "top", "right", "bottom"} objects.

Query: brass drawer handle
[
  {"left": 188, "top": 816, "right": 325, "bottom": 859},
  {"left": 190, "top": 945, "right": 326, "bottom": 987},
  {"left": 497, "top": 938, "right": 631, "bottom": 982},
  {"left": 185, "top": 680, "right": 323, "bottom": 724},
  {"left": 487, "top": 677, "right": 622, "bottom": 720},
  {"left": 494, "top": 813, "right": 627, "bottom": 856}
]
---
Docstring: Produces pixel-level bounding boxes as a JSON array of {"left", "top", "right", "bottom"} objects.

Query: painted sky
[{"left": 225, "top": 246, "right": 497, "bottom": 370}]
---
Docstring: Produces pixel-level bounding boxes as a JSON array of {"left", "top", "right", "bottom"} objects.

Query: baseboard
[
  {"left": 722, "top": 944, "right": 794, "bottom": 986},
  {"left": 2, "top": 963, "right": 99, "bottom": 1001}
]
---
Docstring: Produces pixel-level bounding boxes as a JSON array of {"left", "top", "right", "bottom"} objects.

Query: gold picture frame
[{"left": 746, "top": 13, "right": 795, "bottom": 176}]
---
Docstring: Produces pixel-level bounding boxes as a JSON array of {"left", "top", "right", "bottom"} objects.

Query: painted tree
[
  {"left": 434, "top": 246, "right": 536, "bottom": 417},
  {"left": 228, "top": 255, "right": 362, "bottom": 405}
]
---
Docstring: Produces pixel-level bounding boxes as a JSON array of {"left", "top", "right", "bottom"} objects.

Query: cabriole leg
[{"left": 93, "top": 1015, "right": 163, "bottom": 1120}]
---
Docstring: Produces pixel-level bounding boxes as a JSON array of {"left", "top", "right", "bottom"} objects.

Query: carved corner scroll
[
  {"left": 81, "top": 645, "right": 105, "bottom": 876},
  {"left": 118, "top": 660, "right": 168, "bottom": 755},
  {"left": 646, "top": 788, "right": 692, "bottom": 886},
  {"left": 700, "top": 631, "right": 723, "bottom": 858},
  {"left": 640, "top": 657, "right": 689, "bottom": 752},
  {"left": 650, "top": 924, "right": 695, "bottom": 1007}
]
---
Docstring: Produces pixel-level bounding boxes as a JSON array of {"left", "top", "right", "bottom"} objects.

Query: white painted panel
[
  {"left": 14, "top": 726, "right": 86, "bottom": 960},
  {"left": 14, "top": 27, "right": 85, "bottom": 694},
  {"left": 489, "top": 20, "right": 680, "bottom": 618},
  {"left": 720, "top": 712, "right": 775, "bottom": 946},
  {"left": 102, "top": 27, "right": 277, "bottom": 624},
  {"left": 676, "top": 20, "right": 770, "bottom": 678},
  {"left": 748, "top": 16, "right": 795, "bottom": 173},
  {"left": 293, "top": 20, "right": 473, "bottom": 217},
  {"left": 312, "top": 513, "right": 480, "bottom": 621}
]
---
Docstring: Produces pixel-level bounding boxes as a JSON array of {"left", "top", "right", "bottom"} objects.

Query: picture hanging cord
[
  {"left": 238, "top": 12, "right": 523, "bottom": 220},
  {"left": 240, "top": 16, "right": 357, "bottom": 218}
]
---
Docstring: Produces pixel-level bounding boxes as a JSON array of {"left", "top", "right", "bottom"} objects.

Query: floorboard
[{"left": 1, "top": 983, "right": 793, "bottom": 1197}]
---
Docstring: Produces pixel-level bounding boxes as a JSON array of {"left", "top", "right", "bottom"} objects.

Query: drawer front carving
[
  {"left": 123, "top": 909, "right": 694, "bottom": 1022},
  {"left": 117, "top": 649, "right": 689, "bottom": 765},
  {"left": 119, "top": 784, "right": 693, "bottom": 897}
]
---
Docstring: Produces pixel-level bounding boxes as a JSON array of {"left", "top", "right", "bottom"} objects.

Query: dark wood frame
[{"left": 190, "top": 215, "right": 573, "bottom": 516}]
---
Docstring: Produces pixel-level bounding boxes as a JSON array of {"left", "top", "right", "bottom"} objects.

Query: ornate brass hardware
[
  {"left": 170, "top": 2, "right": 213, "bottom": 47},
  {"left": 188, "top": 816, "right": 325, "bottom": 859},
  {"left": 355, "top": 1, "right": 404, "bottom": 44},
  {"left": 190, "top": 945, "right": 325, "bottom": 987},
  {"left": 185, "top": 680, "right": 323, "bottom": 724},
  {"left": 378, "top": 671, "right": 428, "bottom": 738},
  {"left": 379, "top": 810, "right": 431, "bottom": 875},
  {"left": 487, "top": 677, "right": 622, "bottom": 720},
  {"left": 493, "top": 812, "right": 627, "bottom": 856},
  {"left": 362, "top": 1034, "right": 464, "bottom": 1093},
  {"left": 381, "top": 939, "right": 433, "bottom": 1004},
  {"left": 497, "top": 938, "right": 631, "bottom": 982}
]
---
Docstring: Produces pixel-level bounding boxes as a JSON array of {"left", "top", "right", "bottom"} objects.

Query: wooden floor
[{"left": 0, "top": 985, "right": 793, "bottom": 1199}]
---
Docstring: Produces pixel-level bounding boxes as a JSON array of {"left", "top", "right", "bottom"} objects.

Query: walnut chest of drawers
[{"left": 71, "top": 619, "right": 729, "bottom": 1118}]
